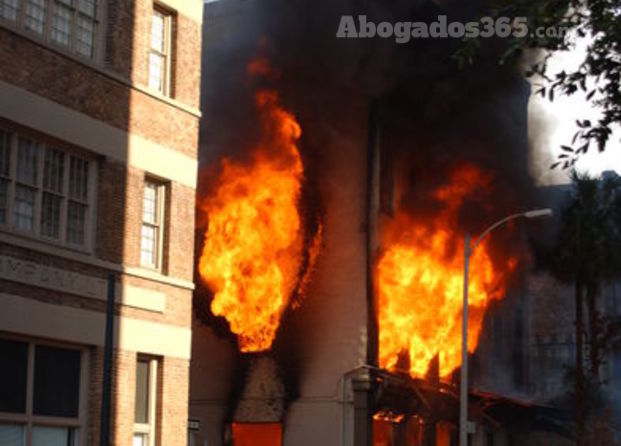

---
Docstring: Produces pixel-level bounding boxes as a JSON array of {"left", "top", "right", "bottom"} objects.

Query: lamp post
[{"left": 459, "top": 208, "right": 553, "bottom": 446}]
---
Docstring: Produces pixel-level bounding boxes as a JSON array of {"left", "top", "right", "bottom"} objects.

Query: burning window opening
[
  {"left": 197, "top": 56, "right": 321, "bottom": 353},
  {"left": 376, "top": 165, "right": 518, "bottom": 379},
  {"left": 369, "top": 368, "right": 570, "bottom": 446},
  {"left": 231, "top": 422, "right": 283, "bottom": 446}
]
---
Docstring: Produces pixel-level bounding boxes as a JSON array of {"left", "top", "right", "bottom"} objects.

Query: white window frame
[
  {"left": 0, "top": 335, "right": 89, "bottom": 446},
  {"left": 133, "top": 356, "right": 158, "bottom": 446},
  {"left": 148, "top": 4, "right": 172, "bottom": 96},
  {"left": 0, "top": 0, "right": 102, "bottom": 61},
  {"left": 140, "top": 178, "right": 166, "bottom": 270},
  {"left": 0, "top": 126, "right": 97, "bottom": 252}
]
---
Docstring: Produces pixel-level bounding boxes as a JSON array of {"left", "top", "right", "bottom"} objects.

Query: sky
[{"left": 527, "top": 35, "right": 621, "bottom": 186}]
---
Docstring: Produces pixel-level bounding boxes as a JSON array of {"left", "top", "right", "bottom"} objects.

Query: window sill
[
  {"left": 0, "top": 231, "right": 195, "bottom": 290},
  {"left": 0, "top": 227, "right": 93, "bottom": 256}
]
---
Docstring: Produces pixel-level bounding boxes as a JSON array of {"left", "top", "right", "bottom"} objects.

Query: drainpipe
[
  {"left": 340, "top": 365, "right": 382, "bottom": 446},
  {"left": 99, "top": 273, "right": 115, "bottom": 446},
  {"left": 365, "top": 98, "right": 380, "bottom": 368}
]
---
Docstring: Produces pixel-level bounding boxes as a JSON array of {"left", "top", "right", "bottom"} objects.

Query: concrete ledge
[
  {"left": 0, "top": 293, "right": 191, "bottom": 359},
  {"left": 0, "top": 81, "right": 198, "bottom": 188},
  {"left": 0, "top": 231, "right": 195, "bottom": 291}
]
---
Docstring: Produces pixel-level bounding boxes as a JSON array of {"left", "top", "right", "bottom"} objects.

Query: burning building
[{"left": 189, "top": 0, "right": 571, "bottom": 445}]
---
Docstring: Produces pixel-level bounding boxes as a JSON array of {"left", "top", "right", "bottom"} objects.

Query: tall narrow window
[
  {"left": 134, "top": 357, "right": 158, "bottom": 446},
  {"left": 51, "top": 0, "right": 73, "bottom": 48},
  {"left": 148, "top": 6, "right": 171, "bottom": 95},
  {"left": 24, "top": 0, "right": 46, "bottom": 34},
  {"left": 14, "top": 137, "right": 38, "bottom": 233},
  {"left": 67, "top": 155, "right": 89, "bottom": 245},
  {"left": 0, "top": 130, "right": 11, "bottom": 224},
  {"left": 75, "top": 0, "right": 97, "bottom": 57},
  {"left": 141, "top": 179, "right": 164, "bottom": 268},
  {"left": 41, "top": 147, "right": 64, "bottom": 238}
]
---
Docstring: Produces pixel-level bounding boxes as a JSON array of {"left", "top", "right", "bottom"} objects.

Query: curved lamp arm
[{"left": 468, "top": 208, "right": 553, "bottom": 257}]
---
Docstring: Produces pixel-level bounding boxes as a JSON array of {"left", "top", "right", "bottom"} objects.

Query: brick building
[{"left": 0, "top": 0, "right": 202, "bottom": 445}]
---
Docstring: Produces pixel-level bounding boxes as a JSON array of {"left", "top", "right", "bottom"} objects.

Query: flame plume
[
  {"left": 376, "top": 165, "right": 516, "bottom": 378},
  {"left": 198, "top": 82, "right": 308, "bottom": 352}
]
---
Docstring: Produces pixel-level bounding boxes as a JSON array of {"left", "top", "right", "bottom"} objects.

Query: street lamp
[{"left": 459, "top": 208, "right": 553, "bottom": 446}]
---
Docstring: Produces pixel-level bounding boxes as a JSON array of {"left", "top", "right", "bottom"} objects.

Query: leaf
[
  {"left": 561, "top": 145, "right": 574, "bottom": 152},
  {"left": 559, "top": 154, "right": 569, "bottom": 159},
  {"left": 549, "top": 88, "right": 555, "bottom": 101},
  {"left": 550, "top": 162, "right": 561, "bottom": 170},
  {"left": 586, "top": 90, "right": 596, "bottom": 100}
]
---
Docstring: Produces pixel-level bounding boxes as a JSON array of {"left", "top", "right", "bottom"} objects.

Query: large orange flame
[
  {"left": 198, "top": 85, "right": 307, "bottom": 352},
  {"left": 376, "top": 165, "right": 516, "bottom": 378}
]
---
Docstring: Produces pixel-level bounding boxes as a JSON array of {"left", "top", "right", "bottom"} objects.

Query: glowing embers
[
  {"left": 373, "top": 413, "right": 423, "bottom": 446},
  {"left": 373, "top": 413, "right": 453, "bottom": 446},
  {"left": 376, "top": 165, "right": 516, "bottom": 378},
  {"left": 232, "top": 423, "right": 282, "bottom": 446}
]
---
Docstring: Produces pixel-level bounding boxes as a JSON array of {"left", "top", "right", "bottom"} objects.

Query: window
[
  {"left": 141, "top": 179, "right": 165, "bottom": 268},
  {"left": 0, "top": 127, "right": 95, "bottom": 248},
  {"left": 0, "top": 338, "right": 85, "bottom": 446},
  {"left": 148, "top": 6, "right": 172, "bottom": 95},
  {"left": 0, "top": 0, "right": 99, "bottom": 59},
  {"left": 133, "top": 357, "right": 158, "bottom": 446}
]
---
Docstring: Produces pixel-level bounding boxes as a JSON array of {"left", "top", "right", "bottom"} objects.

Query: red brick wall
[
  {"left": 0, "top": 4, "right": 201, "bottom": 157},
  {"left": 88, "top": 349, "right": 190, "bottom": 446},
  {"left": 0, "top": 2, "right": 201, "bottom": 445},
  {"left": 159, "top": 356, "right": 191, "bottom": 445},
  {"left": 97, "top": 160, "right": 196, "bottom": 282}
]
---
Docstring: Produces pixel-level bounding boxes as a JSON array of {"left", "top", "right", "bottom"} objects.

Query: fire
[
  {"left": 232, "top": 423, "right": 282, "bottom": 446},
  {"left": 376, "top": 165, "right": 515, "bottom": 378},
  {"left": 198, "top": 70, "right": 308, "bottom": 352}
]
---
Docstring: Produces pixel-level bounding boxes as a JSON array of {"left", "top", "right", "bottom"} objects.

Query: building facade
[{"left": 0, "top": 0, "right": 202, "bottom": 445}]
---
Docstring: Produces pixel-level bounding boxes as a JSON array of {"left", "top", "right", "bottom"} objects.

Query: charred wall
[{"left": 191, "top": 0, "right": 549, "bottom": 444}]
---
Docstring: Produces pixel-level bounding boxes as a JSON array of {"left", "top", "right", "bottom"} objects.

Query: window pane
[
  {"left": 0, "top": 0, "right": 20, "bottom": 21},
  {"left": 0, "top": 424, "right": 25, "bottom": 446},
  {"left": 140, "top": 225, "right": 156, "bottom": 266},
  {"left": 0, "top": 179, "right": 8, "bottom": 224},
  {"left": 69, "top": 156, "right": 88, "bottom": 201},
  {"left": 13, "top": 185, "right": 35, "bottom": 232},
  {"left": 24, "top": 0, "right": 46, "bottom": 34},
  {"left": 133, "top": 433, "right": 147, "bottom": 446},
  {"left": 33, "top": 345, "right": 80, "bottom": 418},
  {"left": 134, "top": 359, "right": 150, "bottom": 423},
  {"left": 51, "top": 2, "right": 72, "bottom": 47},
  {"left": 43, "top": 147, "right": 64, "bottom": 192},
  {"left": 151, "top": 12, "right": 164, "bottom": 52},
  {"left": 143, "top": 182, "right": 157, "bottom": 224},
  {"left": 0, "top": 339, "right": 28, "bottom": 414},
  {"left": 77, "top": 0, "right": 95, "bottom": 17},
  {"left": 67, "top": 201, "right": 86, "bottom": 244},
  {"left": 148, "top": 53, "right": 164, "bottom": 92},
  {"left": 41, "top": 192, "right": 61, "bottom": 238},
  {"left": 75, "top": 15, "right": 95, "bottom": 58},
  {"left": 17, "top": 137, "right": 38, "bottom": 185},
  {"left": 0, "top": 129, "right": 11, "bottom": 176},
  {"left": 31, "top": 426, "right": 77, "bottom": 446}
]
